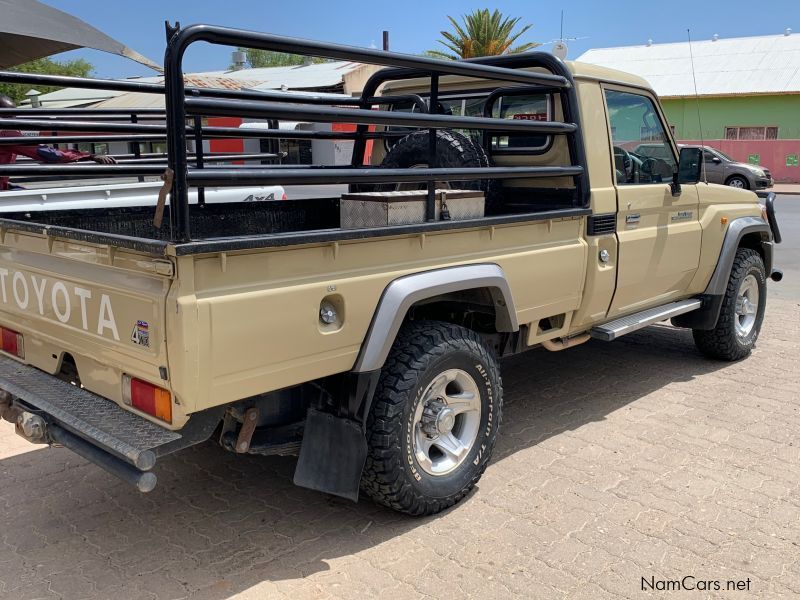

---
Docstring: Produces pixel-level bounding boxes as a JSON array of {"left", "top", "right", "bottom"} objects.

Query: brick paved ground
[{"left": 1, "top": 297, "right": 798, "bottom": 599}]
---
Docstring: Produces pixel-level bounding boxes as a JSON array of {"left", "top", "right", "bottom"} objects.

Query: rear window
[
  {"left": 385, "top": 92, "right": 552, "bottom": 153},
  {"left": 490, "top": 93, "right": 551, "bottom": 152}
]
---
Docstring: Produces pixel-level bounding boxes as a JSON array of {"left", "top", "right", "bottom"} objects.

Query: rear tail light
[
  {"left": 122, "top": 375, "right": 172, "bottom": 422},
  {"left": 0, "top": 326, "right": 24, "bottom": 359}
]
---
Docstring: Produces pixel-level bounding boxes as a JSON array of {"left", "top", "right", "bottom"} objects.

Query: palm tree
[{"left": 426, "top": 9, "right": 539, "bottom": 60}]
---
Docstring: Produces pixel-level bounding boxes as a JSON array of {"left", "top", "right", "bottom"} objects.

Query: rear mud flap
[{"left": 293, "top": 408, "right": 367, "bottom": 502}]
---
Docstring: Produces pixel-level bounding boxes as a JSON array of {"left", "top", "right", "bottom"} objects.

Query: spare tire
[{"left": 352, "top": 130, "right": 499, "bottom": 209}]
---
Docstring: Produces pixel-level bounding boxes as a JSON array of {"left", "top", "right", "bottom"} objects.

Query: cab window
[
  {"left": 605, "top": 89, "right": 676, "bottom": 185},
  {"left": 385, "top": 97, "right": 480, "bottom": 148},
  {"left": 490, "top": 93, "right": 551, "bottom": 152},
  {"left": 386, "top": 92, "right": 551, "bottom": 151}
]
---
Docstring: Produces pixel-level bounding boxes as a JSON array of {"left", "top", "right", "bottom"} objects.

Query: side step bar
[{"left": 590, "top": 299, "right": 702, "bottom": 342}]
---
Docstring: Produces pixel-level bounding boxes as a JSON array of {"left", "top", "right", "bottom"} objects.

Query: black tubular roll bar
[
  {"left": 183, "top": 97, "right": 577, "bottom": 134},
  {"left": 354, "top": 52, "right": 590, "bottom": 210},
  {"left": 162, "top": 23, "right": 584, "bottom": 241},
  {"left": 0, "top": 22, "right": 588, "bottom": 245}
]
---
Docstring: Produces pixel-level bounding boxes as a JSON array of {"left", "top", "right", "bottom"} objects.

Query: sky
[{"left": 39, "top": 0, "right": 797, "bottom": 78}]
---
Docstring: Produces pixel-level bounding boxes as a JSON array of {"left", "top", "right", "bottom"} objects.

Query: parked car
[
  {"left": 696, "top": 146, "right": 773, "bottom": 190},
  {"left": 635, "top": 143, "right": 773, "bottom": 190}
]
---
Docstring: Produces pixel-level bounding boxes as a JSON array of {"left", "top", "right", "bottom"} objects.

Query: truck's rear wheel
[
  {"left": 693, "top": 248, "right": 766, "bottom": 360},
  {"left": 361, "top": 320, "right": 502, "bottom": 515}
]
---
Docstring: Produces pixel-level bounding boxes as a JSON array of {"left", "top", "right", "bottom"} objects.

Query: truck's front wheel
[
  {"left": 693, "top": 248, "right": 766, "bottom": 360},
  {"left": 361, "top": 320, "right": 502, "bottom": 515}
]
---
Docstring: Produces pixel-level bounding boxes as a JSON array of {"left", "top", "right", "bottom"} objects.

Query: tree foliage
[
  {"left": 426, "top": 9, "right": 539, "bottom": 60},
  {"left": 230, "top": 48, "right": 328, "bottom": 69},
  {"left": 0, "top": 57, "right": 94, "bottom": 104}
]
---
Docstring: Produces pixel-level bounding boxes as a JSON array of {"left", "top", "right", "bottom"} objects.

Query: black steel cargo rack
[{"left": 0, "top": 22, "right": 590, "bottom": 251}]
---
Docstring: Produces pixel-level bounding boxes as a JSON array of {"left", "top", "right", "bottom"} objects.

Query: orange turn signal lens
[{"left": 122, "top": 375, "right": 172, "bottom": 422}]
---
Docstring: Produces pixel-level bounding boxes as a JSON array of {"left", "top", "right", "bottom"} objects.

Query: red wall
[
  {"left": 207, "top": 117, "right": 244, "bottom": 155},
  {"left": 679, "top": 139, "right": 800, "bottom": 183}
]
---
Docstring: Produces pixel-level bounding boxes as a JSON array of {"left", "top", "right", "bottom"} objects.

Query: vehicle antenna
[{"left": 687, "top": 29, "right": 707, "bottom": 184}]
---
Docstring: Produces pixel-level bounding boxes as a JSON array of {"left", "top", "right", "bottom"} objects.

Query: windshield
[{"left": 710, "top": 148, "right": 734, "bottom": 161}]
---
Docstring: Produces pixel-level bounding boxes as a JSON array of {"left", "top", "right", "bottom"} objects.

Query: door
[
  {"left": 604, "top": 87, "right": 702, "bottom": 317},
  {"left": 703, "top": 148, "right": 725, "bottom": 184}
]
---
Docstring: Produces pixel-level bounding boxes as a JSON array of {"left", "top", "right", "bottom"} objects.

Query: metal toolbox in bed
[{"left": 340, "top": 189, "right": 485, "bottom": 229}]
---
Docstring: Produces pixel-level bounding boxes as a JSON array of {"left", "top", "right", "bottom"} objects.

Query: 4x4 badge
[{"left": 130, "top": 320, "right": 150, "bottom": 348}]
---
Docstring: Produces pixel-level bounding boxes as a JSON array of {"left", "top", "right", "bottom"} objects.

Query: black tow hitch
[{"left": 1, "top": 393, "right": 47, "bottom": 444}]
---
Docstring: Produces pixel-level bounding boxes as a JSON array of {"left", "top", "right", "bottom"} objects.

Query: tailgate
[{"left": 0, "top": 231, "right": 176, "bottom": 424}]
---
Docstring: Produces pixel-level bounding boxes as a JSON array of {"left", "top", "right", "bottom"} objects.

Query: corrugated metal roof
[
  {"left": 24, "top": 62, "right": 361, "bottom": 110},
  {"left": 19, "top": 86, "right": 126, "bottom": 108},
  {"left": 89, "top": 92, "right": 165, "bottom": 109},
  {"left": 576, "top": 32, "right": 800, "bottom": 97},
  {"left": 27, "top": 74, "right": 269, "bottom": 110},
  {"left": 240, "top": 61, "right": 365, "bottom": 90},
  {"left": 183, "top": 74, "right": 267, "bottom": 89}
]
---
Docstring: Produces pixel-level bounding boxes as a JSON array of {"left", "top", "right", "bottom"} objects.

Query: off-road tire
[
  {"left": 726, "top": 175, "right": 750, "bottom": 190},
  {"left": 693, "top": 248, "right": 766, "bottom": 360},
  {"left": 355, "top": 129, "right": 500, "bottom": 211},
  {"left": 361, "top": 320, "right": 502, "bottom": 515}
]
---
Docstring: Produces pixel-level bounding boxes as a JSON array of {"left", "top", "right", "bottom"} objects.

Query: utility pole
[{"left": 382, "top": 30, "right": 389, "bottom": 51}]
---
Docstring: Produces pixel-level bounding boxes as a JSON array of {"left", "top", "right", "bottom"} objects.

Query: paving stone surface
[{"left": 0, "top": 297, "right": 798, "bottom": 599}]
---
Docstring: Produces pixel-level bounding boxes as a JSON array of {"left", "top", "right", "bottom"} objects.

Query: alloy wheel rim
[
  {"left": 412, "top": 368, "right": 481, "bottom": 476},
  {"left": 729, "top": 178, "right": 745, "bottom": 188},
  {"left": 735, "top": 274, "right": 759, "bottom": 338}
]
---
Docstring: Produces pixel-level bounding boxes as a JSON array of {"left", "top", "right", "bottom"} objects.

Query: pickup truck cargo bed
[{"left": 2, "top": 197, "right": 340, "bottom": 241}]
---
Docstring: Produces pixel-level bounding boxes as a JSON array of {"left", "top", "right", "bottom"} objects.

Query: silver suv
[
  {"left": 696, "top": 146, "right": 773, "bottom": 190},
  {"left": 634, "top": 143, "right": 773, "bottom": 190}
]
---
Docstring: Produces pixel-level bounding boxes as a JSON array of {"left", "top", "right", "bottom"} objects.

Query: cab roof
[
  {"left": 566, "top": 60, "right": 651, "bottom": 89},
  {"left": 379, "top": 57, "right": 654, "bottom": 95}
]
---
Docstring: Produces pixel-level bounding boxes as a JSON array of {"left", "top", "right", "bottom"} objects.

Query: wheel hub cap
[
  {"left": 735, "top": 274, "right": 759, "bottom": 337},
  {"left": 422, "top": 402, "right": 456, "bottom": 436},
  {"left": 412, "top": 369, "right": 482, "bottom": 476}
]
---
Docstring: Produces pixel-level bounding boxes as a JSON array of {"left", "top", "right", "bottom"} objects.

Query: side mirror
[
  {"left": 711, "top": 156, "right": 722, "bottom": 164},
  {"left": 678, "top": 147, "right": 703, "bottom": 184}
]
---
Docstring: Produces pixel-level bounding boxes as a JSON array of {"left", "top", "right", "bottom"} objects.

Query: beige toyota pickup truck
[{"left": 0, "top": 23, "right": 783, "bottom": 516}]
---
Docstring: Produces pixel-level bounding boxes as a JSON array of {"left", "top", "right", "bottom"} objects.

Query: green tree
[
  {"left": 0, "top": 57, "right": 94, "bottom": 105},
  {"left": 426, "top": 9, "right": 539, "bottom": 60},
  {"left": 231, "top": 48, "right": 328, "bottom": 69}
]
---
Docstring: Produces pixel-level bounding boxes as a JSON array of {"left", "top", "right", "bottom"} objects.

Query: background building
[
  {"left": 18, "top": 60, "right": 379, "bottom": 166},
  {"left": 578, "top": 30, "right": 800, "bottom": 182}
]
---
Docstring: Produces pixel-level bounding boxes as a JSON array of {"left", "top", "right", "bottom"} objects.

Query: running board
[{"left": 590, "top": 299, "right": 702, "bottom": 342}]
